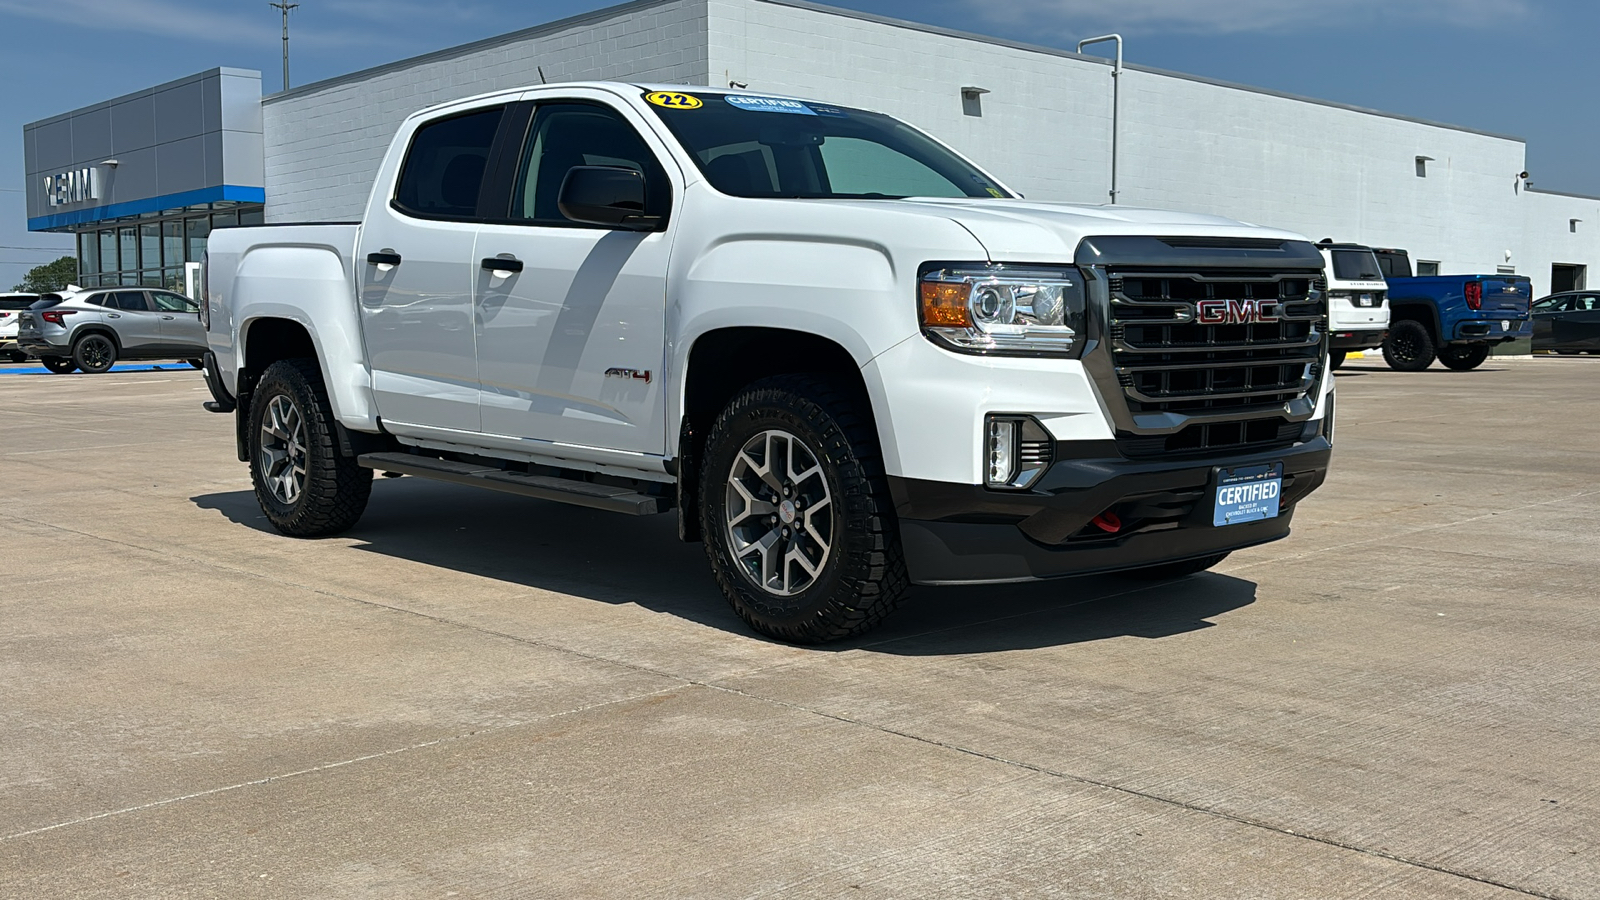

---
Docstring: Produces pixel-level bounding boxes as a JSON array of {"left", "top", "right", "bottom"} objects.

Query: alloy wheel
[
  {"left": 79, "top": 337, "right": 113, "bottom": 371},
  {"left": 259, "top": 394, "right": 309, "bottom": 505},
  {"left": 724, "top": 429, "right": 834, "bottom": 596}
]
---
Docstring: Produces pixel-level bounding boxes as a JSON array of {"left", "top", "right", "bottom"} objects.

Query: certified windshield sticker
[
  {"left": 725, "top": 95, "right": 817, "bottom": 115},
  {"left": 646, "top": 91, "right": 703, "bottom": 109}
]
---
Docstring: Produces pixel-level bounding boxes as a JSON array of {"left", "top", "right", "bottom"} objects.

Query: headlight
[{"left": 920, "top": 263, "right": 1086, "bottom": 357}]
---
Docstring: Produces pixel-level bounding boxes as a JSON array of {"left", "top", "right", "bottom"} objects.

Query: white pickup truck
[{"left": 202, "top": 82, "right": 1334, "bottom": 642}]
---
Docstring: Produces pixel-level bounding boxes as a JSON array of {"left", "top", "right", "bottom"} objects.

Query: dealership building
[{"left": 22, "top": 0, "right": 1600, "bottom": 297}]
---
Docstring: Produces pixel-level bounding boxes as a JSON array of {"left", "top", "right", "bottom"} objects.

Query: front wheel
[
  {"left": 73, "top": 334, "right": 117, "bottom": 374},
  {"left": 701, "top": 374, "right": 908, "bottom": 643},
  {"left": 248, "top": 358, "right": 372, "bottom": 536},
  {"left": 40, "top": 357, "right": 76, "bottom": 374},
  {"left": 1438, "top": 343, "right": 1491, "bottom": 371},
  {"left": 1382, "top": 320, "right": 1436, "bottom": 371},
  {"left": 1328, "top": 352, "right": 1346, "bottom": 371},
  {"left": 1119, "top": 552, "right": 1230, "bottom": 581}
]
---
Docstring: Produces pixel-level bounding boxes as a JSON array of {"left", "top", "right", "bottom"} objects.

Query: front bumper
[{"left": 891, "top": 436, "right": 1331, "bottom": 584}]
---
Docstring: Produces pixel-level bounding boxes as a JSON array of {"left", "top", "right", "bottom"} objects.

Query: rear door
[
  {"left": 1531, "top": 295, "right": 1570, "bottom": 350},
  {"left": 149, "top": 290, "right": 205, "bottom": 351},
  {"left": 103, "top": 291, "right": 164, "bottom": 350},
  {"left": 1568, "top": 294, "right": 1600, "bottom": 350},
  {"left": 356, "top": 103, "right": 506, "bottom": 433}
]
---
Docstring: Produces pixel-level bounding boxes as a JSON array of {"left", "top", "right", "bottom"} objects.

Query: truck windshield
[
  {"left": 644, "top": 91, "right": 1010, "bottom": 200},
  {"left": 1330, "top": 249, "right": 1383, "bottom": 281}
]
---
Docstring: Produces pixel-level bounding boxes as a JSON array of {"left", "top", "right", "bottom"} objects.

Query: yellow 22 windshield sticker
[{"left": 646, "top": 91, "right": 703, "bottom": 109}]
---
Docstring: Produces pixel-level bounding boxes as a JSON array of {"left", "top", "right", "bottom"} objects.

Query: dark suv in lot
[{"left": 17, "top": 287, "right": 207, "bottom": 374}]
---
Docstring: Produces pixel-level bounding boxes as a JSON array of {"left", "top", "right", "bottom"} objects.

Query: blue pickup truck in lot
[{"left": 1371, "top": 247, "right": 1532, "bottom": 371}]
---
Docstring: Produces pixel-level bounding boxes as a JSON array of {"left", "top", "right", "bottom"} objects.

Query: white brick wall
[{"left": 262, "top": 0, "right": 710, "bottom": 222}]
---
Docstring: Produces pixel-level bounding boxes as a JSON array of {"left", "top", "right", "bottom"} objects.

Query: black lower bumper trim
[
  {"left": 890, "top": 439, "right": 1330, "bottom": 584},
  {"left": 1330, "top": 331, "right": 1386, "bottom": 350}
]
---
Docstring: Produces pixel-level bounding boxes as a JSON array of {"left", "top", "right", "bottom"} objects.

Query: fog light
[
  {"left": 987, "top": 418, "right": 1017, "bottom": 486},
  {"left": 985, "top": 415, "right": 1055, "bottom": 489}
]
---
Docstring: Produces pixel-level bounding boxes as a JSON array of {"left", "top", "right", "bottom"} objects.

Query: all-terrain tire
[
  {"left": 1119, "top": 552, "right": 1230, "bottom": 581},
  {"left": 1382, "top": 319, "right": 1436, "bottom": 371},
  {"left": 73, "top": 333, "right": 117, "bottom": 374},
  {"left": 1438, "top": 343, "right": 1491, "bottom": 371},
  {"left": 40, "top": 357, "right": 76, "bottom": 374},
  {"left": 248, "top": 358, "right": 372, "bottom": 537},
  {"left": 701, "top": 374, "right": 909, "bottom": 643}
]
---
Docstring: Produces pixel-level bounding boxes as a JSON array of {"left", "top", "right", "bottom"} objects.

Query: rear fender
[{"left": 231, "top": 245, "right": 377, "bottom": 431}]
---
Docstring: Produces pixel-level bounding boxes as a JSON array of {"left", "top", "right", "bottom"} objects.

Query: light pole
[
  {"left": 269, "top": 1, "right": 299, "bottom": 92},
  {"left": 1076, "top": 34, "right": 1122, "bottom": 204}
]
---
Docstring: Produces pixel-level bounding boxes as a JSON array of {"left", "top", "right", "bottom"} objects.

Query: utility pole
[{"left": 269, "top": 1, "right": 299, "bottom": 92}]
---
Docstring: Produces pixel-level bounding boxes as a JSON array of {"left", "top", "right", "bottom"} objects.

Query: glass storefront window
[
  {"left": 100, "top": 230, "right": 118, "bottom": 273},
  {"left": 186, "top": 217, "right": 211, "bottom": 263},
  {"left": 239, "top": 208, "right": 265, "bottom": 226},
  {"left": 122, "top": 271, "right": 142, "bottom": 286},
  {"left": 140, "top": 223, "right": 161, "bottom": 269},
  {"left": 164, "top": 268, "right": 184, "bottom": 294},
  {"left": 119, "top": 227, "right": 137, "bottom": 273},
  {"left": 139, "top": 271, "right": 162, "bottom": 287},
  {"left": 212, "top": 210, "right": 238, "bottom": 229},
  {"left": 79, "top": 232, "right": 99, "bottom": 277},
  {"left": 163, "top": 220, "right": 183, "bottom": 266}
]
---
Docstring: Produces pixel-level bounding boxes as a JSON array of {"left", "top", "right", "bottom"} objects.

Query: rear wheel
[
  {"left": 1438, "top": 343, "right": 1491, "bottom": 371},
  {"left": 1120, "top": 552, "right": 1230, "bottom": 581},
  {"left": 701, "top": 374, "right": 908, "bottom": 643},
  {"left": 186, "top": 359, "right": 204, "bottom": 370},
  {"left": 1382, "top": 320, "right": 1436, "bottom": 371},
  {"left": 40, "top": 357, "right": 76, "bottom": 374},
  {"left": 248, "top": 358, "right": 372, "bottom": 536},
  {"left": 1328, "top": 352, "right": 1346, "bottom": 370},
  {"left": 73, "top": 334, "right": 117, "bottom": 374},
  {"left": 7, "top": 351, "right": 27, "bottom": 363}
]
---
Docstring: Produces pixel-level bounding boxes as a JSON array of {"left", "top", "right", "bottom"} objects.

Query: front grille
[
  {"left": 1109, "top": 270, "right": 1325, "bottom": 415},
  {"left": 1116, "top": 417, "right": 1302, "bottom": 458}
]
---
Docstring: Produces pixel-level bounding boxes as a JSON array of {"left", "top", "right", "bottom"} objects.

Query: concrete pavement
[{"left": 1, "top": 356, "right": 1595, "bottom": 898}]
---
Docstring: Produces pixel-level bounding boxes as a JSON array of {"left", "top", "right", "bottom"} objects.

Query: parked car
[
  {"left": 1368, "top": 248, "right": 1531, "bottom": 371},
  {"left": 1532, "top": 291, "right": 1600, "bottom": 354},
  {"left": 202, "top": 82, "right": 1334, "bottom": 644},
  {"left": 1, "top": 292, "right": 39, "bottom": 362},
  {"left": 1315, "top": 242, "right": 1389, "bottom": 369},
  {"left": 16, "top": 287, "right": 207, "bottom": 374}
]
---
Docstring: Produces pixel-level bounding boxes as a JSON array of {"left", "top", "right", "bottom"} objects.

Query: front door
[
  {"left": 356, "top": 105, "right": 505, "bottom": 433},
  {"left": 472, "top": 99, "right": 673, "bottom": 455},
  {"left": 149, "top": 290, "right": 205, "bottom": 351}
]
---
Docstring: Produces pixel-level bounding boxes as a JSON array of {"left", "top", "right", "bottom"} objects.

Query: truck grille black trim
[
  {"left": 1107, "top": 270, "right": 1325, "bottom": 415},
  {"left": 1115, "top": 418, "right": 1302, "bottom": 459}
]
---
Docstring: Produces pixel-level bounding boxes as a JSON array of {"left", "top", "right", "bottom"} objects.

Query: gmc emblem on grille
[{"left": 1195, "top": 299, "right": 1280, "bottom": 325}]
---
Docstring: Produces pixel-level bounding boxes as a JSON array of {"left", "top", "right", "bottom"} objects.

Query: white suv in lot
[
  {"left": 1317, "top": 241, "right": 1390, "bottom": 369},
  {"left": 1, "top": 293, "right": 39, "bottom": 362},
  {"left": 201, "top": 83, "right": 1335, "bottom": 643}
]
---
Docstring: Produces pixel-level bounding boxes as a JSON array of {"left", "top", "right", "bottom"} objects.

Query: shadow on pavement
[{"left": 193, "top": 476, "right": 1257, "bottom": 654}]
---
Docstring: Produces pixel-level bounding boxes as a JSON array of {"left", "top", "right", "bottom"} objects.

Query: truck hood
[{"left": 838, "top": 197, "right": 1311, "bottom": 262}]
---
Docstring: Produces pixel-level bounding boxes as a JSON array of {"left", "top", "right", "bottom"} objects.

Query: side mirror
[{"left": 557, "top": 166, "right": 662, "bottom": 230}]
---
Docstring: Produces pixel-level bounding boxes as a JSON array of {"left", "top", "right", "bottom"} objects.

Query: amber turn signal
[{"left": 920, "top": 281, "right": 973, "bottom": 327}]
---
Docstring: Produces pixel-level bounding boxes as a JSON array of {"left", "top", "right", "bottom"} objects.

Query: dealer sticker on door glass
[{"left": 1213, "top": 462, "right": 1283, "bottom": 527}]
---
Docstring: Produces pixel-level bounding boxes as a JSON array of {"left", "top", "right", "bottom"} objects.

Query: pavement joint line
[
  {"left": 1225, "top": 487, "right": 1600, "bottom": 574},
  {"left": 0, "top": 686, "right": 684, "bottom": 845},
  {"left": 0, "top": 507, "right": 1579, "bottom": 897},
  {"left": 3, "top": 437, "right": 213, "bottom": 457},
  {"left": 696, "top": 682, "right": 1572, "bottom": 900}
]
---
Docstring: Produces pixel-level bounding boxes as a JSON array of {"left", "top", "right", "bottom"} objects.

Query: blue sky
[{"left": 3, "top": 0, "right": 1596, "bottom": 287}]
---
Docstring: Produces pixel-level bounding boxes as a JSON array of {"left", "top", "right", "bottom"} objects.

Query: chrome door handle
[
  {"left": 161, "top": 315, "right": 175, "bottom": 320},
  {"left": 107, "top": 313, "right": 121, "bottom": 318}
]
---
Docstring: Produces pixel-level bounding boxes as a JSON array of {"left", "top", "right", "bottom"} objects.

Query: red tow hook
[{"left": 1091, "top": 511, "right": 1123, "bottom": 534}]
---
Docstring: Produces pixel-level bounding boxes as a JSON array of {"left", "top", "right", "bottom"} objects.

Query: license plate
[
  {"left": 1359, "top": 293, "right": 1373, "bottom": 306},
  {"left": 1213, "top": 462, "right": 1283, "bottom": 527}
]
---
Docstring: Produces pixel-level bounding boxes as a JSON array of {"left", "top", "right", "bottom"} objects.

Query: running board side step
[{"left": 357, "top": 452, "right": 662, "bottom": 516}]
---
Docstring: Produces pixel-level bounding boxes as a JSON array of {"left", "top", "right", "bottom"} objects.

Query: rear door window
[
  {"left": 392, "top": 106, "right": 505, "bottom": 220},
  {"left": 108, "top": 291, "right": 152, "bottom": 311}
]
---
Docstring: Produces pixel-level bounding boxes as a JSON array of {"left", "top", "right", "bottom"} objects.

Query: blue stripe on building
[{"left": 28, "top": 185, "right": 266, "bottom": 232}]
